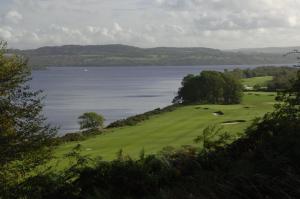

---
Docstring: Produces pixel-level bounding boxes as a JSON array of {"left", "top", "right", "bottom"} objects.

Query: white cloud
[
  {"left": 288, "top": 16, "right": 298, "bottom": 27},
  {"left": 0, "top": 0, "right": 300, "bottom": 49},
  {"left": 86, "top": 26, "right": 100, "bottom": 34},
  {"left": 113, "top": 23, "right": 123, "bottom": 32},
  {"left": 5, "top": 10, "right": 23, "bottom": 24},
  {"left": 154, "top": 0, "right": 300, "bottom": 30},
  {"left": 0, "top": 27, "right": 12, "bottom": 40}
]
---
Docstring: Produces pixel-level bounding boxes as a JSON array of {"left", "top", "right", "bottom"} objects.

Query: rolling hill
[
  {"left": 231, "top": 46, "right": 300, "bottom": 54},
  {"left": 8, "top": 44, "right": 293, "bottom": 68}
]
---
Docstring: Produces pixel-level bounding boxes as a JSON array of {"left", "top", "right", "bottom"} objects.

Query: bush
[
  {"left": 59, "top": 133, "right": 85, "bottom": 142},
  {"left": 107, "top": 105, "right": 178, "bottom": 128}
]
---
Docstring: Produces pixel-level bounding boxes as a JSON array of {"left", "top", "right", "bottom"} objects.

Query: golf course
[
  {"left": 55, "top": 91, "right": 276, "bottom": 161},
  {"left": 242, "top": 76, "right": 273, "bottom": 87}
]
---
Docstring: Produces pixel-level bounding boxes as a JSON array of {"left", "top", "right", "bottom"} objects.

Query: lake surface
[{"left": 30, "top": 65, "right": 269, "bottom": 135}]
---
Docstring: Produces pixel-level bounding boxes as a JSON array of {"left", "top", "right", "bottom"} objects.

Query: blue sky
[{"left": 1, "top": 0, "right": 300, "bottom": 49}]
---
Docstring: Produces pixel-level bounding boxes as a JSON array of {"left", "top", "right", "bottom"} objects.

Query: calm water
[{"left": 30, "top": 65, "right": 266, "bottom": 135}]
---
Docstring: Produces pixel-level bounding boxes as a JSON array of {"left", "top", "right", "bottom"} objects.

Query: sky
[{"left": 0, "top": 0, "right": 300, "bottom": 49}]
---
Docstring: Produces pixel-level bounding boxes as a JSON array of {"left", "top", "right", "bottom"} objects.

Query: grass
[
  {"left": 54, "top": 92, "right": 276, "bottom": 163},
  {"left": 242, "top": 76, "right": 273, "bottom": 87}
]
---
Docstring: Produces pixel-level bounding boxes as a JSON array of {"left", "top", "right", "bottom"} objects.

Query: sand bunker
[
  {"left": 221, "top": 120, "right": 246, "bottom": 125},
  {"left": 213, "top": 111, "right": 224, "bottom": 116},
  {"left": 221, "top": 122, "right": 240, "bottom": 125}
]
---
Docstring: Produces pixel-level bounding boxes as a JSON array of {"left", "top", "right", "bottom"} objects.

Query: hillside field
[{"left": 55, "top": 92, "right": 276, "bottom": 162}]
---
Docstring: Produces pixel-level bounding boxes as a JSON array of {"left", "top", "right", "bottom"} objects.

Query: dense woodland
[{"left": 1, "top": 41, "right": 300, "bottom": 198}]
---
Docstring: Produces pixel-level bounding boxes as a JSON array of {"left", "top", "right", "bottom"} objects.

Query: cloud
[
  {"left": 0, "top": 27, "right": 12, "bottom": 40},
  {"left": 288, "top": 16, "right": 298, "bottom": 27},
  {"left": 154, "top": 0, "right": 300, "bottom": 30},
  {"left": 5, "top": 10, "right": 23, "bottom": 24},
  {"left": 0, "top": 0, "right": 300, "bottom": 49}
]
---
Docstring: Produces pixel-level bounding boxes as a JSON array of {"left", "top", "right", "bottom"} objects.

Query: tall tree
[
  {"left": 78, "top": 112, "right": 105, "bottom": 132},
  {"left": 174, "top": 71, "right": 243, "bottom": 104},
  {"left": 0, "top": 42, "right": 57, "bottom": 191}
]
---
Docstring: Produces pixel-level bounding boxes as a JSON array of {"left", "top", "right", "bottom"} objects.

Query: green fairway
[
  {"left": 242, "top": 76, "right": 273, "bottom": 87},
  {"left": 55, "top": 92, "right": 276, "bottom": 162}
]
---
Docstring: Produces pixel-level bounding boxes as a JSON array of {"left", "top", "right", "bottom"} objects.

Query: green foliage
[
  {"left": 107, "top": 105, "right": 177, "bottom": 128},
  {"left": 174, "top": 71, "right": 243, "bottom": 104},
  {"left": 0, "top": 41, "right": 57, "bottom": 195},
  {"left": 194, "top": 125, "right": 233, "bottom": 154},
  {"left": 56, "top": 130, "right": 105, "bottom": 144},
  {"left": 78, "top": 112, "right": 104, "bottom": 132},
  {"left": 235, "top": 66, "right": 298, "bottom": 78},
  {"left": 267, "top": 71, "right": 297, "bottom": 91},
  {"left": 230, "top": 66, "right": 298, "bottom": 91},
  {"left": 64, "top": 144, "right": 94, "bottom": 172},
  {"left": 59, "top": 132, "right": 86, "bottom": 142}
]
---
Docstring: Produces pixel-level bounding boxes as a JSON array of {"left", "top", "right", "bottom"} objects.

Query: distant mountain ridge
[
  {"left": 8, "top": 44, "right": 295, "bottom": 68},
  {"left": 230, "top": 46, "right": 300, "bottom": 54}
]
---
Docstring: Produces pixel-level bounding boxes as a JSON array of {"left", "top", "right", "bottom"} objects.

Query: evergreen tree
[{"left": 0, "top": 42, "right": 57, "bottom": 191}]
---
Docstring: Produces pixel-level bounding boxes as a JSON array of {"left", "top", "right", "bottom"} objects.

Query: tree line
[{"left": 227, "top": 66, "right": 299, "bottom": 91}]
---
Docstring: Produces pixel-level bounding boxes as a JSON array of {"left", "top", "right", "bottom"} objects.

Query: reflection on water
[{"left": 30, "top": 65, "right": 264, "bottom": 134}]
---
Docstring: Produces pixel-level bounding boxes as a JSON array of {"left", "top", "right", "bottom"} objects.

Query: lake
[{"left": 30, "top": 65, "right": 269, "bottom": 135}]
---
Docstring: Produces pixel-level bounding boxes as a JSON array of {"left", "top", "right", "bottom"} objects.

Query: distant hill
[
  {"left": 230, "top": 46, "right": 300, "bottom": 54},
  {"left": 8, "top": 44, "right": 294, "bottom": 68}
]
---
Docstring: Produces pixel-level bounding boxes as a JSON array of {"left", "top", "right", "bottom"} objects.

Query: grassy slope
[
  {"left": 55, "top": 92, "right": 276, "bottom": 161},
  {"left": 242, "top": 76, "right": 273, "bottom": 87}
]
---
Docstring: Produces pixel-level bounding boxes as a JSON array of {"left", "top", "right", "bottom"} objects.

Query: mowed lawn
[
  {"left": 55, "top": 92, "right": 276, "bottom": 161},
  {"left": 242, "top": 76, "right": 273, "bottom": 87}
]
